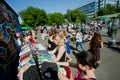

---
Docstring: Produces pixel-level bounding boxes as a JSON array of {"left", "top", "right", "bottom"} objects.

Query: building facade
[
  {"left": 76, "top": 0, "right": 115, "bottom": 19},
  {"left": 116, "top": 0, "right": 120, "bottom": 7}
]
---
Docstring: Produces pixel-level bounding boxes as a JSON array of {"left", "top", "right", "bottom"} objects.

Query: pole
[
  {"left": 28, "top": 41, "right": 43, "bottom": 80},
  {"left": 98, "top": 0, "right": 100, "bottom": 10}
]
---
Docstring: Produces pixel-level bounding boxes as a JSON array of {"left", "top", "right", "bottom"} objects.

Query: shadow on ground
[{"left": 103, "top": 42, "right": 120, "bottom": 53}]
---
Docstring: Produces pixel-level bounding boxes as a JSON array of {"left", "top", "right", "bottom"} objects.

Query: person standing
[
  {"left": 75, "top": 29, "right": 85, "bottom": 52},
  {"left": 62, "top": 28, "right": 73, "bottom": 54},
  {"left": 89, "top": 31, "right": 103, "bottom": 64},
  {"left": 15, "top": 32, "right": 22, "bottom": 53},
  {"left": 55, "top": 50, "right": 99, "bottom": 80}
]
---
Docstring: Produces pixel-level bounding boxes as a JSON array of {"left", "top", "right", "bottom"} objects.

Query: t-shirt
[
  {"left": 74, "top": 71, "right": 96, "bottom": 80},
  {"left": 76, "top": 33, "right": 83, "bottom": 42},
  {"left": 48, "top": 39, "right": 56, "bottom": 51}
]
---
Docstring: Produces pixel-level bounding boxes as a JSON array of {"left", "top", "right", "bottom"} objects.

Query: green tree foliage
[
  {"left": 116, "top": 7, "right": 120, "bottom": 13},
  {"left": 97, "top": 8, "right": 109, "bottom": 16},
  {"left": 48, "top": 12, "right": 64, "bottom": 25},
  {"left": 19, "top": 6, "right": 47, "bottom": 28},
  {"left": 79, "top": 13, "right": 87, "bottom": 23},
  {"left": 97, "top": 4, "right": 116, "bottom": 16},
  {"left": 64, "top": 13, "right": 69, "bottom": 19},
  {"left": 68, "top": 9, "right": 87, "bottom": 23},
  {"left": 47, "top": 14, "right": 53, "bottom": 25},
  {"left": 106, "top": 4, "right": 116, "bottom": 14},
  {"left": 70, "top": 10, "right": 79, "bottom": 22}
]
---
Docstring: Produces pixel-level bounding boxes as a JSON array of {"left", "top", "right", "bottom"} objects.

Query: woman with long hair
[
  {"left": 89, "top": 31, "right": 103, "bottom": 64},
  {"left": 48, "top": 35, "right": 73, "bottom": 80},
  {"left": 47, "top": 31, "right": 57, "bottom": 51},
  {"left": 62, "top": 28, "right": 73, "bottom": 55}
]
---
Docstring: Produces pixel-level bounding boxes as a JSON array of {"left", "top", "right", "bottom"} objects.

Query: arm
[
  {"left": 66, "top": 53, "right": 72, "bottom": 62},
  {"left": 48, "top": 47, "right": 57, "bottom": 54},
  {"left": 68, "top": 33, "right": 73, "bottom": 39},
  {"left": 54, "top": 61, "right": 77, "bottom": 68},
  {"left": 100, "top": 41, "right": 104, "bottom": 48},
  {"left": 56, "top": 62, "right": 69, "bottom": 66},
  {"left": 51, "top": 46, "right": 65, "bottom": 62}
]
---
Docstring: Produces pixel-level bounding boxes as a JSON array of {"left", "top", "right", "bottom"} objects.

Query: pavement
[{"left": 35, "top": 28, "right": 120, "bottom": 80}]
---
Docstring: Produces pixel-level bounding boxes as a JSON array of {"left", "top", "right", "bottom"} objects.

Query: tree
[
  {"left": 70, "top": 10, "right": 80, "bottom": 22},
  {"left": 106, "top": 4, "right": 116, "bottom": 14},
  {"left": 116, "top": 7, "right": 120, "bottom": 13},
  {"left": 47, "top": 14, "right": 53, "bottom": 25},
  {"left": 97, "top": 8, "right": 108, "bottom": 16},
  {"left": 97, "top": 4, "right": 116, "bottom": 16},
  {"left": 19, "top": 6, "right": 47, "bottom": 28},
  {"left": 79, "top": 13, "right": 87, "bottom": 23},
  {"left": 48, "top": 12, "right": 64, "bottom": 25},
  {"left": 68, "top": 9, "right": 87, "bottom": 23}
]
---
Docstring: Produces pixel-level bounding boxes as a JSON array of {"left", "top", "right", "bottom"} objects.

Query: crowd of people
[
  {"left": 15, "top": 20, "right": 120, "bottom": 80},
  {"left": 33, "top": 23, "right": 104, "bottom": 80}
]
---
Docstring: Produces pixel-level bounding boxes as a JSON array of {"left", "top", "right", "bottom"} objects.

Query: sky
[
  {"left": 5, "top": 0, "right": 115, "bottom": 22},
  {"left": 5, "top": 0, "right": 90, "bottom": 14}
]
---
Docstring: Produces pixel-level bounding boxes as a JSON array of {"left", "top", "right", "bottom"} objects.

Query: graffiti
[
  {"left": 0, "top": 0, "right": 20, "bottom": 65},
  {"left": 0, "top": 23, "right": 16, "bottom": 65}
]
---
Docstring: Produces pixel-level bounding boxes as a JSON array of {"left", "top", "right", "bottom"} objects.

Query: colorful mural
[{"left": 0, "top": 1, "right": 19, "bottom": 65}]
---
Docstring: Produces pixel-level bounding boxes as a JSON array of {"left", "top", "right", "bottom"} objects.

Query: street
[{"left": 36, "top": 28, "right": 120, "bottom": 80}]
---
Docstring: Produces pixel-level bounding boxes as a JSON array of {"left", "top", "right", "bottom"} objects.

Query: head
[
  {"left": 59, "top": 32, "right": 64, "bottom": 39},
  {"left": 76, "top": 50, "right": 98, "bottom": 72},
  {"left": 15, "top": 32, "right": 21, "bottom": 39},
  {"left": 89, "top": 31, "right": 102, "bottom": 49},
  {"left": 48, "top": 31, "right": 53, "bottom": 37},
  {"left": 62, "top": 28, "right": 67, "bottom": 36},
  {"left": 53, "top": 35, "right": 65, "bottom": 46},
  {"left": 93, "top": 31, "right": 102, "bottom": 41},
  {"left": 51, "top": 28, "right": 58, "bottom": 36},
  {"left": 76, "top": 29, "right": 81, "bottom": 33}
]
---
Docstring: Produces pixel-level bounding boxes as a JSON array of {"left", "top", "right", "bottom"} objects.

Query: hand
[
  {"left": 50, "top": 58, "right": 57, "bottom": 62},
  {"left": 48, "top": 51, "right": 52, "bottom": 54},
  {"left": 66, "top": 57, "right": 72, "bottom": 62}
]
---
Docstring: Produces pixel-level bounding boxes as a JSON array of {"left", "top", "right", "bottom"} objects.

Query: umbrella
[
  {"left": 98, "top": 17, "right": 111, "bottom": 21},
  {"left": 21, "top": 26, "right": 32, "bottom": 30}
]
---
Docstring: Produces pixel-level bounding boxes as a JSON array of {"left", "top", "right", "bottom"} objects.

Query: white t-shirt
[{"left": 76, "top": 33, "right": 83, "bottom": 42}]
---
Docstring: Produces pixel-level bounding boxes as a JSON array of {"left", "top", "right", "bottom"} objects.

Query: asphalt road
[{"left": 36, "top": 28, "right": 120, "bottom": 80}]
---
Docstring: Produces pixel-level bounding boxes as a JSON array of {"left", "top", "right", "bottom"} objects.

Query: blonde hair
[
  {"left": 54, "top": 35, "right": 65, "bottom": 47},
  {"left": 59, "top": 32, "right": 64, "bottom": 39},
  {"left": 76, "top": 29, "right": 82, "bottom": 35},
  {"left": 62, "top": 28, "right": 68, "bottom": 36}
]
